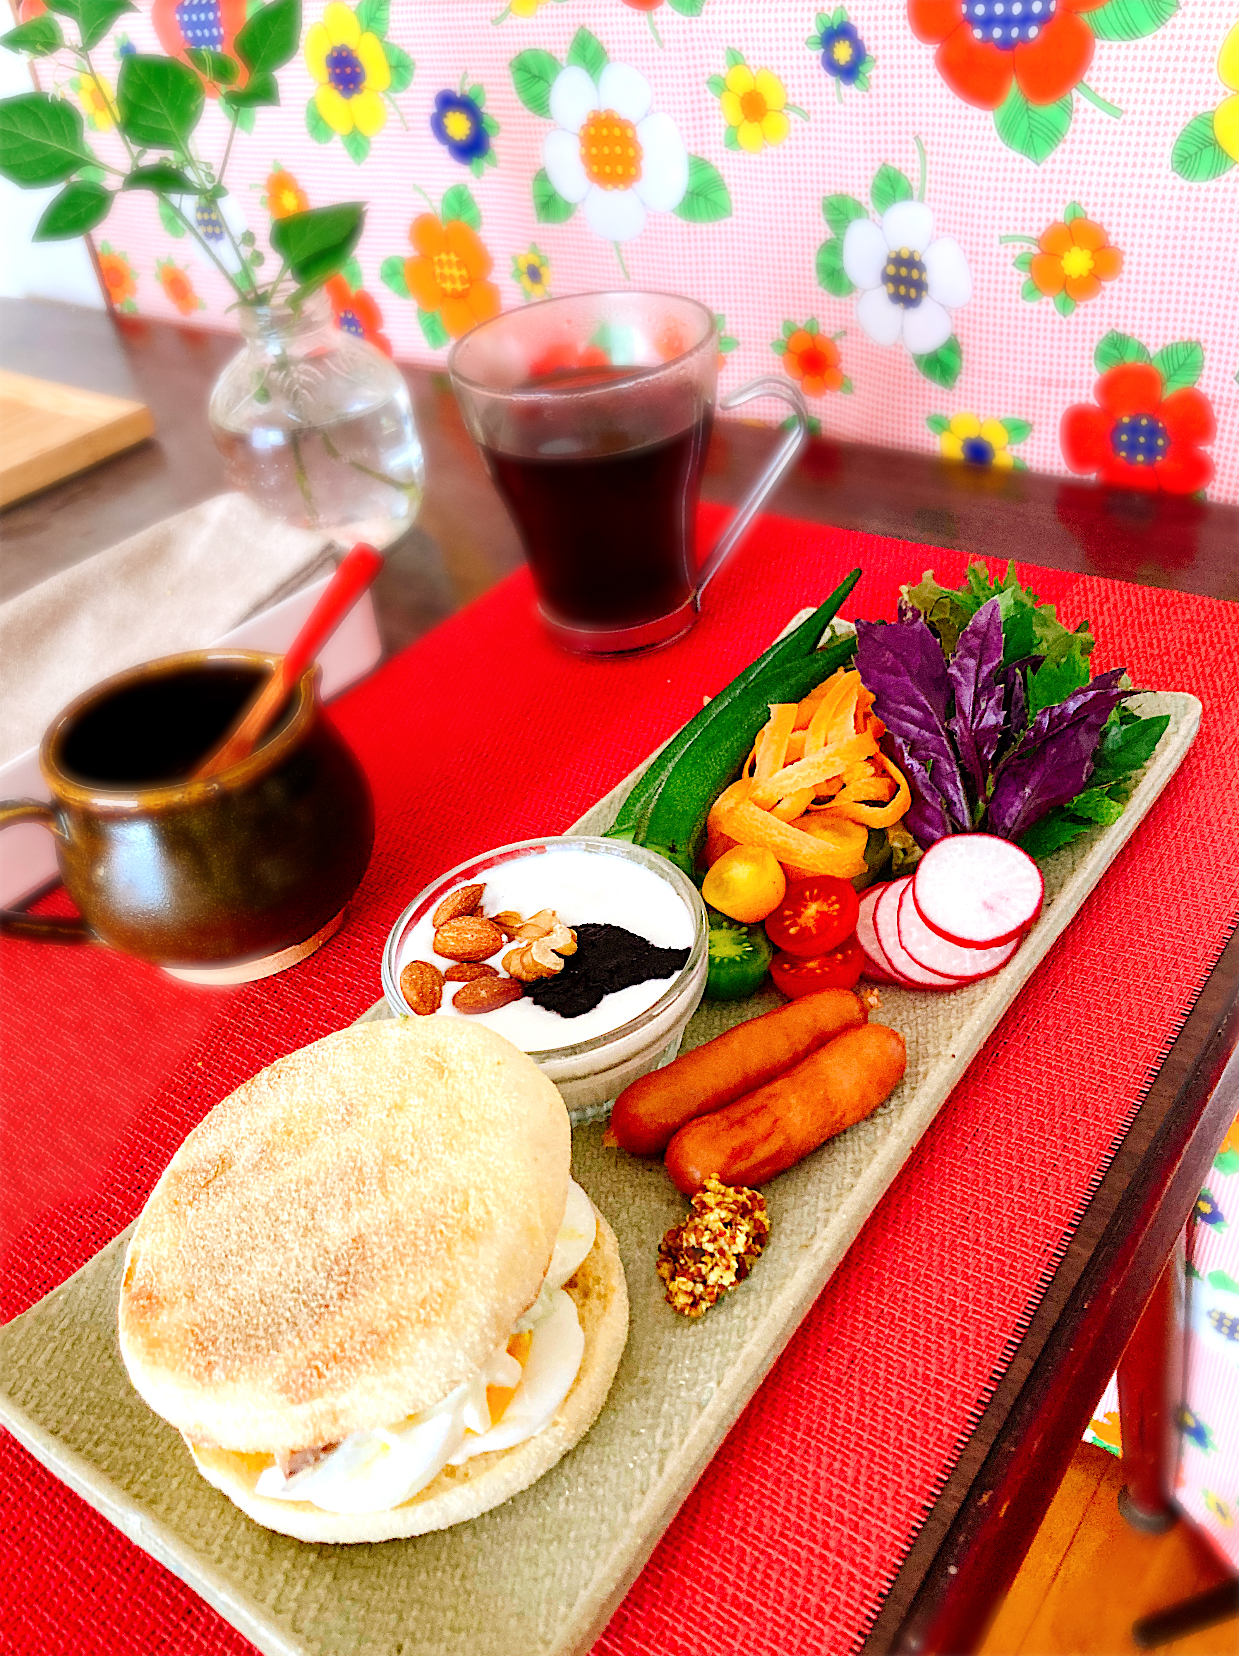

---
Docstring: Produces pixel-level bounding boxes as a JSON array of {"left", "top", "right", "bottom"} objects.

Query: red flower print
[
  {"left": 324, "top": 274, "right": 392, "bottom": 357},
  {"left": 783, "top": 329, "right": 844, "bottom": 396},
  {"left": 907, "top": 0, "right": 1104, "bottom": 110},
  {"left": 1060, "top": 364, "right": 1216, "bottom": 495},
  {"left": 152, "top": 0, "right": 247, "bottom": 96}
]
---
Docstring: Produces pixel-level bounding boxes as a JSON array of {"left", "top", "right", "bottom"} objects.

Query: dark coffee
[
  {"left": 478, "top": 365, "right": 713, "bottom": 629},
  {"left": 60, "top": 664, "right": 290, "bottom": 786}
]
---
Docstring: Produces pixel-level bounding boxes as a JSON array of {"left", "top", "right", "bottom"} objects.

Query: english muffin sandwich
[{"left": 118, "top": 1017, "right": 628, "bottom": 1543}]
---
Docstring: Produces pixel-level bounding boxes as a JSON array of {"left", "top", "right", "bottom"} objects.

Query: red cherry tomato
[
  {"left": 764, "top": 875, "right": 861, "bottom": 959},
  {"left": 770, "top": 936, "right": 864, "bottom": 998}
]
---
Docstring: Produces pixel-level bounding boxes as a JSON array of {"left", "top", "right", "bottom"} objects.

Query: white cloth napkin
[{"left": 0, "top": 493, "right": 331, "bottom": 766}]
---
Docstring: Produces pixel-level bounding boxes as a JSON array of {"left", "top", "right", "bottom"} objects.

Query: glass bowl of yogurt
[{"left": 381, "top": 836, "right": 708, "bottom": 1123}]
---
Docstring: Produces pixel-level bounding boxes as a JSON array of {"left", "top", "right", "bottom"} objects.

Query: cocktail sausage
[
  {"left": 664, "top": 1022, "right": 906, "bottom": 1195},
  {"left": 606, "top": 988, "right": 870, "bottom": 1157}
]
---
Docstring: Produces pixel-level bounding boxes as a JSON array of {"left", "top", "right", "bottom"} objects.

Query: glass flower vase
[{"left": 208, "top": 293, "right": 424, "bottom": 549}]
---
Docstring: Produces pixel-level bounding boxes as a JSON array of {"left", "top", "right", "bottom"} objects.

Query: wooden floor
[{"left": 979, "top": 1444, "right": 1237, "bottom": 1655}]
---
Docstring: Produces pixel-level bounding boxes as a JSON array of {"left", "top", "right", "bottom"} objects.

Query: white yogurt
[{"left": 396, "top": 844, "right": 695, "bottom": 1051}]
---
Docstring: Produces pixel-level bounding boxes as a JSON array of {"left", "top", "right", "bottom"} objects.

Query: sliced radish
[
  {"left": 912, "top": 834, "right": 1044, "bottom": 948},
  {"left": 897, "top": 880, "right": 1019, "bottom": 982},
  {"left": 856, "top": 885, "right": 901, "bottom": 985},
  {"left": 874, "top": 878, "right": 960, "bottom": 991}
]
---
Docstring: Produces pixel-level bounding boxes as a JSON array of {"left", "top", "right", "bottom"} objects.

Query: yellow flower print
[
  {"left": 510, "top": 0, "right": 552, "bottom": 14},
  {"left": 1214, "top": 21, "right": 1239, "bottom": 162},
  {"left": 305, "top": 2, "right": 391, "bottom": 139},
  {"left": 935, "top": 412, "right": 1031, "bottom": 470},
  {"left": 718, "top": 62, "right": 798, "bottom": 154},
  {"left": 72, "top": 72, "right": 119, "bottom": 132}
]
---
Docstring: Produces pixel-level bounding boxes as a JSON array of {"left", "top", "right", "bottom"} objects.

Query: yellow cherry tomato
[{"left": 701, "top": 844, "right": 787, "bottom": 923}]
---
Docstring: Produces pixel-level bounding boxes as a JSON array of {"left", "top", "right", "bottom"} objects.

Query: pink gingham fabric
[{"left": 55, "top": 1, "right": 1237, "bottom": 499}]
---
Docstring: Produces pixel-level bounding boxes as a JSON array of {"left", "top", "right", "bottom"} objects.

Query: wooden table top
[{"left": 4, "top": 295, "right": 1238, "bottom": 1655}]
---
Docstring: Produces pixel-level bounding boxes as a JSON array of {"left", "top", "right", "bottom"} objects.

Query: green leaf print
[
  {"left": 821, "top": 193, "right": 867, "bottom": 240},
  {"left": 532, "top": 167, "right": 575, "bottom": 222},
  {"left": 1001, "top": 418, "right": 1032, "bottom": 443},
  {"left": 305, "top": 97, "right": 333, "bottom": 143},
  {"left": 418, "top": 307, "right": 450, "bottom": 349},
  {"left": 1063, "top": 200, "right": 1085, "bottom": 221},
  {"left": 925, "top": 412, "right": 950, "bottom": 434},
  {"left": 1054, "top": 291, "right": 1076, "bottom": 317},
  {"left": 673, "top": 155, "right": 731, "bottom": 222},
  {"left": 994, "top": 85, "right": 1072, "bottom": 164},
  {"left": 1150, "top": 340, "right": 1204, "bottom": 393},
  {"left": 380, "top": 255, "right": 410, "bottom": 298},
  {"left": 1095, "top": 331, "right": 1152, "bottom": 372},
  {"left": 870, "top": 163, "right": 912, "bottom": 214},
  {"left": 441, "top": 183, "right": 481, "bottom": 230},
  {"left": 341, "top": 127, "right": 369, "bottom": 164},
  {"left": 382, "top": 42, "right": 414, "bottom": 94},
  {"left": 510, "top": 49, "right": 560, "bottom": 119},
  {"left": 1084, "top": 0, "right": 1178, "bottom": 41},
  {"left": 157, "top": 194, "right": 184, "bottom": 236},
  {"left": 815, "top": 236, "right": 854, "bottom": 297},
  {"left": 912, "top": 335, "right": 962, "bottom": 390},
  {"left": 667, "top": 0, "right": 706, "bottom": 14},
  {"left": 355, "top": 0, "right": 390, "bottom": 39},
  {"left": 1207, "top": 1270, "right": 1239, "bottom": 1292},
  {"left": 1171, "top": 112, "right": 1236, "bottom": 182},
  {"left": 1021, "top": 277, "right": 1042, "bottom": 302},
  {"left": 566, "top": 27, "right": 607, "bottom": 82}
]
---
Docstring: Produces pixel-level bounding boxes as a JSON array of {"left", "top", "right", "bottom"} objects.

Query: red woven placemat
[{"left": 3, "top": 509, "right": 1238, "bottom": 1656}]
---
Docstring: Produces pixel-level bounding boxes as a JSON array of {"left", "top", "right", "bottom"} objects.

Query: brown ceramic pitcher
[{"left": 0, "top": 649, "right": 374, "bottom": 981}]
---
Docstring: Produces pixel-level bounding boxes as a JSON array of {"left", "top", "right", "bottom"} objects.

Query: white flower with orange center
[{"left": 542, "top": 61, "right": 689, "bottom": 243}]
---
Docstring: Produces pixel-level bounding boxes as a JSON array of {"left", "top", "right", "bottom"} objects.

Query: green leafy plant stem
[
  {"left": 998, "top": 233, "right": 1040, "bottom": 245},
  {"left": 914, "top": 133, "right": 927, "bottom": 202},
  {"left": 1075, "top": 81, "right": 1123, "bottom": 119},
  {"left": 92, "top": 32, "right": 260, "bottom": 295},
  {"left": 646, "top": 10, "right": 663, "bottom": 48},
  {"left": 320, "top": 425, "right": 420, "bottom": 494},
  {"left": 288, "top": 428, "right": 315, "bottom": 515},
  {"left": 217, "top": 107, "right": 242, "bottom": 193},
  {"left": 614, "top": 241, "right": 630, "bottom": 280}
]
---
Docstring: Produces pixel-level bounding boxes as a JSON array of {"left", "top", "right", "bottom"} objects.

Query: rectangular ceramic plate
[{"left": 0, "top": 682, "right": 1200, "bottom": 1656}]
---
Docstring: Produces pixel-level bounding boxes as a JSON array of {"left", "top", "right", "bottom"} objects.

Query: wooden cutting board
[{"left": 0, "top": 369, "right": 154, "bottom": 507}]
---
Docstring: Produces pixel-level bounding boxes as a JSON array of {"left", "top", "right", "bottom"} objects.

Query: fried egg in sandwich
[{"left": 117, "top": 1017, "right": 628, "bottom": 1543}]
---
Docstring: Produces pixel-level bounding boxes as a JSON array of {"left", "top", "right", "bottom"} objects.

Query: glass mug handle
[
  {"left": 693, "top": 375, "right": 810, "bottom": 608},
  {"left": 0, "top": 799, "right": 90, "bottom": 940}
]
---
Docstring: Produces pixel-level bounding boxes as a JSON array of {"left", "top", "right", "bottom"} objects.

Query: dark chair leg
[
  {"left": 1131, "top": 1577, "right": 1239, "bottom": 1648},
  {"left": 1116, "top": 1251, "right": 1182, "bottom": 1534}
]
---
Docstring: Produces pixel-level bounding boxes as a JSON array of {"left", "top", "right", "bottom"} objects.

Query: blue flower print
[
  {"left": 822, "top": 21, "right": 866, "bottom": 84},
  {"left": 430, "top": 83, "right": 499, "bottom": 175},
  {"left": 807, "top": 9, "right": 875, "bottom": 98},
  {"left": 1179, "top": 1406, "right": 1217, "bottom": 1454},
  {"left": 1196, "top": 1189, "right": 1229, "bottom": 1230}
]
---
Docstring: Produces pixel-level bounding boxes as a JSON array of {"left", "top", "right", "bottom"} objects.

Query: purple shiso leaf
[
  {"left": 947, "top": 597, "right": 1006, "bottom": 798},
  {"left": 855, "top": 616, "right": 971, "bottom": 842},
  {"left": 986, "top": 669, "right": 1130, "bottom": 841}
]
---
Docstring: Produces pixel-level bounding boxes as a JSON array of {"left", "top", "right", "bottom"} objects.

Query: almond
[
  {"left": 433, "top": 915, "right": 504, "bottom": 962},
  {"left": 431, "top": 883, "right": 486, "bottom": 928},
  {"left": 443, "top": 962, "right": 499, "bottom": 983},
  {"left": 399, "top": 960, "right": 444, "bottom": 1016},
  {"left": 453, "top": 976, "right": 524, "bottom": 1015}
]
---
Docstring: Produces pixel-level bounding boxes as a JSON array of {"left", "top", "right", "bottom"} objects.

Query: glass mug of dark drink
[{"left": 448, "top": 291, "right": 808, "bottom": 654}]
